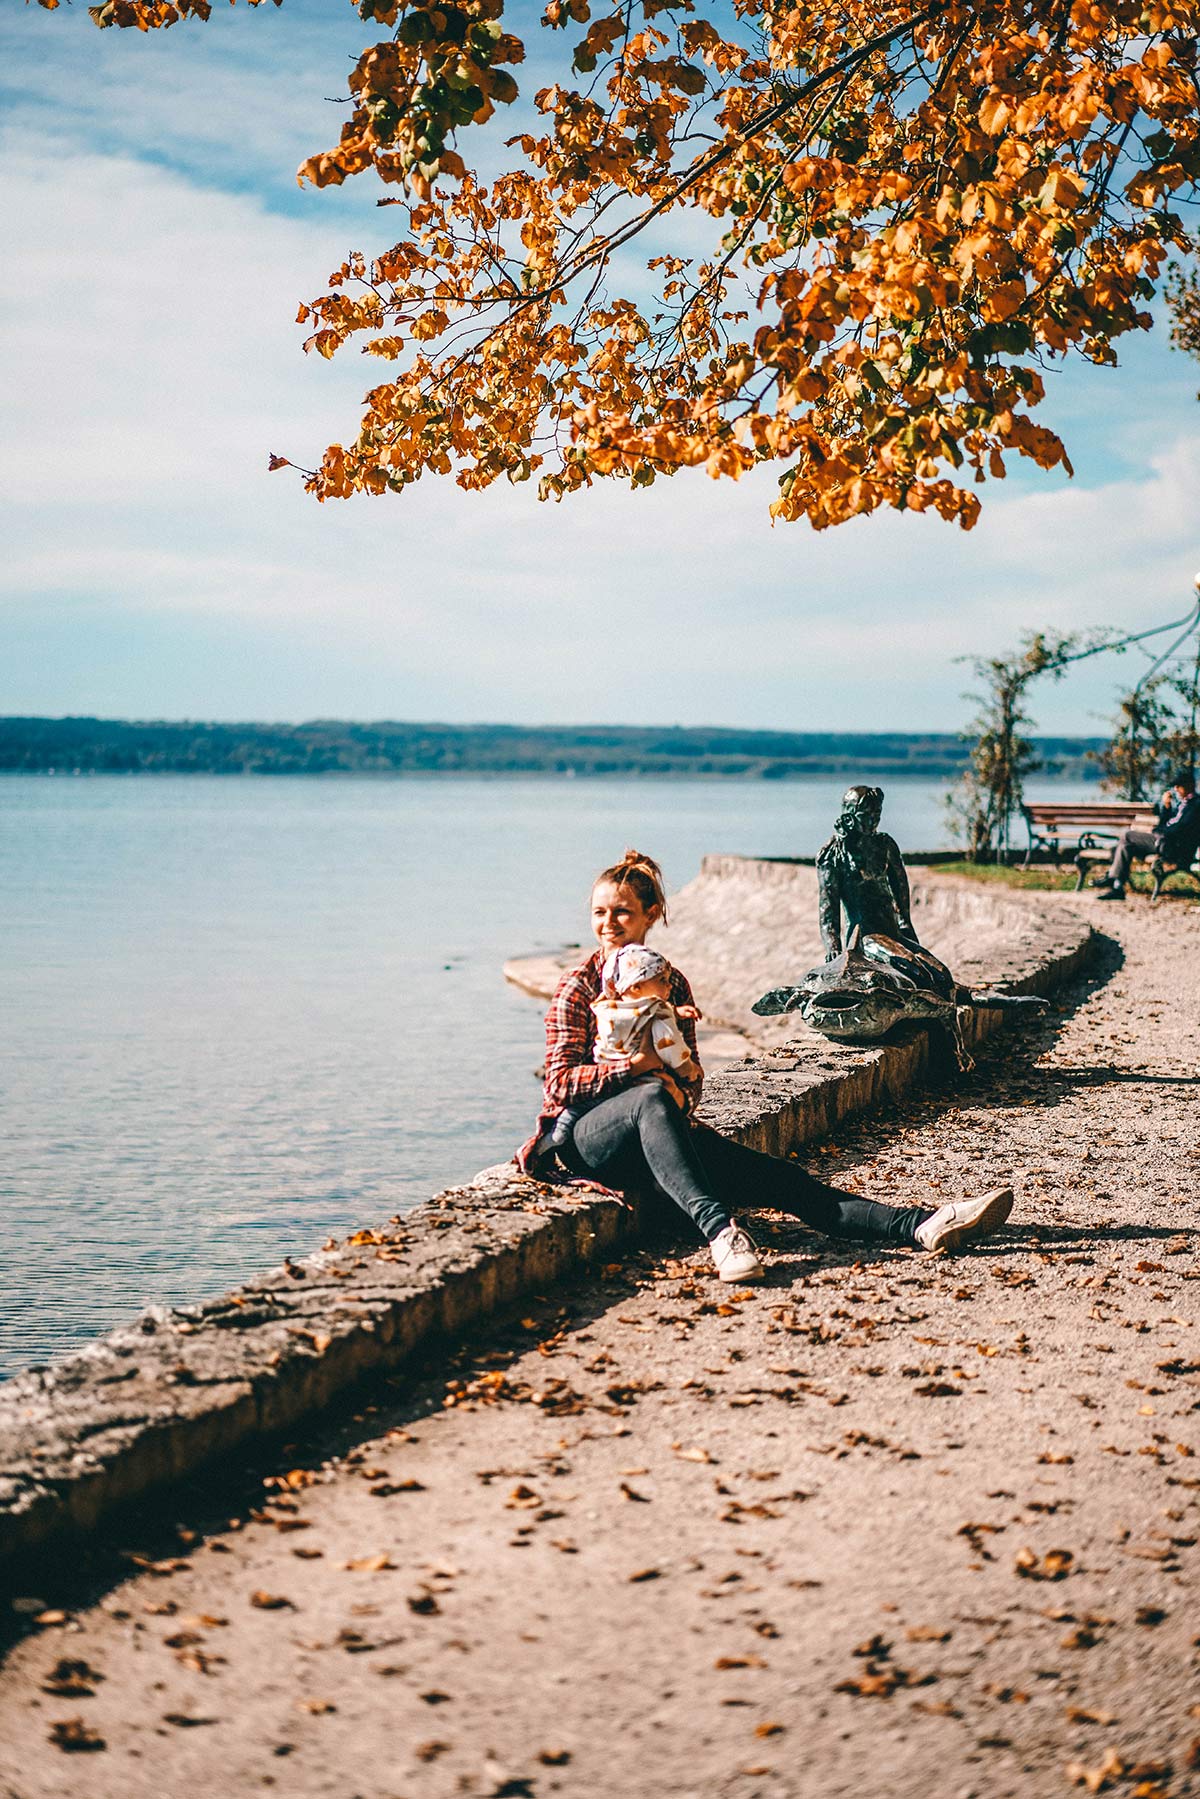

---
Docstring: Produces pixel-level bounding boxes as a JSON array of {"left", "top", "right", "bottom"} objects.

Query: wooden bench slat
[
  {"left": 1025, "top": 805, "right": 1149, "bottom": 821},
  {"left": 1021, "top": 799, "right": 1157, "bottom": 869}
]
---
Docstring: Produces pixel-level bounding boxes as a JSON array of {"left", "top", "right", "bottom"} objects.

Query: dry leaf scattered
[{"left": 48, "top": 1718, "right": 106, "bottom": 1753}]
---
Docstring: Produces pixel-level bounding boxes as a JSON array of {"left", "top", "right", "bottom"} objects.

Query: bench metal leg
[{"left": 1149, "top": 861, "right": 1200, "bottom": 903}]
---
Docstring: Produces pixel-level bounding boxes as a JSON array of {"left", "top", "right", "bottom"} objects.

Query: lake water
[{"left": 0, "top": 772, "right": 1097, "bottom": 1377}]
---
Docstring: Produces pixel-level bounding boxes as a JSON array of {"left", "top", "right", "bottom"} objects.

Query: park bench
[
  {"left": 1022, "top": 800, "right": 1200, "bottom": 900},
  {"left": 1022, "top": 800, "right": 1150, "bottom": 867}
]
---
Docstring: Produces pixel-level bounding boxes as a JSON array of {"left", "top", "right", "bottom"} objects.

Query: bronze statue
[
  {"left": 817, "top": 783, "right": 919, "bottom": 956},
  {"left": 753, "top": 784, "right": 1048, "bottom": 1068}
]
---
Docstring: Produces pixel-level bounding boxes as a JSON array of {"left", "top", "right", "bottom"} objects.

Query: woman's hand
[{"left": 628, "top": 1045, "right": 687, "bottom": 1107}]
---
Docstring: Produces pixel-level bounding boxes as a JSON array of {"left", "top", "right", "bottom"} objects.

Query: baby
[
  {"left": 549, "top": 945, "right": 699, "bottom": 1151},
  {"left": 592, "top": 944, "right": 699, "bottom": 1075}
]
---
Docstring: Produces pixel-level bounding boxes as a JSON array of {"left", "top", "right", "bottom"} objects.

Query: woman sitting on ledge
[{"left": 517, "top": 849, "right": 1013, "bottom": 1283}]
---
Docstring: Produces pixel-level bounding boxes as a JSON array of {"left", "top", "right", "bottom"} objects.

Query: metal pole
[{"left": 1117, "top": 577, "right": 1200, "bottom": 800}]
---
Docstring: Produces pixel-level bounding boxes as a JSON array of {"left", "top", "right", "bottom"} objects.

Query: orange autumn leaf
[{"left": 44, "top": 0, "right": 1200, "bottom": 530}]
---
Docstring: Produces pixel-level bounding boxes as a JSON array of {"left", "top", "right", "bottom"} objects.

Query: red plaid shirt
[{"left": 516, "top": 949, "right": 702, "bottom": 1172}]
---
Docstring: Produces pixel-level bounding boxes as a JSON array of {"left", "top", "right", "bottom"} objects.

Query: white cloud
[
  {"left": 2, "top": 58, "right": 1198, "bottom": 733},
  {"left": 0, "top": 0, "right": 370, "bottom": 202}
]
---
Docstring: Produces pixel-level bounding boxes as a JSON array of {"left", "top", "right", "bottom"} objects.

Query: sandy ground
[{"left": 1, "top": 889, "right": 1198, "bottom": 1799}]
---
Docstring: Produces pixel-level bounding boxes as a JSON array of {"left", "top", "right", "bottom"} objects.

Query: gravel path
[{"left": 1, "top": 892, "right": 1197, "bottom": 1799}]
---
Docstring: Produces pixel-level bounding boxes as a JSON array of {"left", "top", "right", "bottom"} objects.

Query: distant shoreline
[
  {"left": 1, "top": 765, "right": 1105, "bottom": 781},
  {"left": 0, "top": 718, "right": 1106, "bottom": 782}
]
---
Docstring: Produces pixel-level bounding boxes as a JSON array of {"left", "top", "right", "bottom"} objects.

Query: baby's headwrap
[{"left": 602, "top": 944, "right": 670, "bottom": 997}]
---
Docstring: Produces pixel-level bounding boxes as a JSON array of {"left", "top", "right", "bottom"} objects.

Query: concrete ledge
[
  {"left": 0, "top": 869, "right": 1095, "bottom": 1572},
  {"left": 0, "top": 1169, "right": 645, "bottom": 1568}
]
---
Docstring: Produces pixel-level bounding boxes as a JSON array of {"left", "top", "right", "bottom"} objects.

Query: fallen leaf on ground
[
  {"left": 1066, "top": 1748, "right": 1124, "bottom": 1792},
  {"left": 958, "top": 1521, "right": 1005, "bottom": 1557},
  {"left": 295, "top": 1699, "right": 337, "bottom": 1714},
  {"left": 271, "top": 1467, "right": 320, "bottom": 1490},
  {"left": 41, "top": 1659, "right": 104, "bottom": 1697},
  {"left": 174, "top": 1649, "right": 225, "bottom": 1675},
  {"left": 755, "top": 1721, "right": 785, "bottom": 1737},
  {"left": 49, "top": 1718, "right": 105, "bottom": 1752},
  {"left": 249, "top": 1591, "right": 295, "bottom": 1610},
  {"left": 628, "top": 1568, "right": 662, "bottom": 1583},
  {"left": 1014, "top": 1547, "right": 1075, "bottom": 1581},
  {"left": 343, "top": 1555, "right": 395, "bottom": 1572},
  {"left": 538, "top": 1748, "right": 571, "bottom": 1765},
  {"left": 121, "top": 1553, "right": 189, "bottom": 1576},
  {"left": 715, "top": 1655, "right": 768, "bottom": 1670},
  {"left": 162, "top": 1713, "right": 219, "bottom": 1728},
  {"left": 838, "top": 1669, "right": 910, "bottom": 1698}
]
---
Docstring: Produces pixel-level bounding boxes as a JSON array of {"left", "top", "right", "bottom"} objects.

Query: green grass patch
[
  {"left": 936, "top": 859, "right": 1177, "bottom": 895},
  {"left": 936, "top": 860, "right": 1080, "bottom": 891}
]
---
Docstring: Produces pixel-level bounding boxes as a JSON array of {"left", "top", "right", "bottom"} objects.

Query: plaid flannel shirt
[{"left": 516, "top": 949, "right": 702, "bottom": 1173}]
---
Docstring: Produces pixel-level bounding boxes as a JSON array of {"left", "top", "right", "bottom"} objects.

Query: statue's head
[{"left": 835, "top": 784, "right": 884, "bottom": 838}]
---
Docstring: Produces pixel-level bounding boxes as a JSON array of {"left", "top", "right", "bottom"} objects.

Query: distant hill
[{"left": 0, "top": 717, "right": 1106, "bottom": 780}]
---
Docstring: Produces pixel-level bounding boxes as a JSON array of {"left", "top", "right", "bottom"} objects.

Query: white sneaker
[
  {"left": 915, "top": 1187, "right": 1014, "bottom": 1255},
  {"left": 710, "top": 1223, "right": 765, "bottom": 1283}
]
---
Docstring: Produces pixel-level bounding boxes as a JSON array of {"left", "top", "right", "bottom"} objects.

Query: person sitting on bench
[{"left": 1095, "top": 770, "right": 1200, "bottom": 900}]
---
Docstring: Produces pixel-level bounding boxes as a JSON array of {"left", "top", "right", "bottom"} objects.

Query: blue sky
[{"left": 2, "top": 0, "right": 1199, "bottom": 735}]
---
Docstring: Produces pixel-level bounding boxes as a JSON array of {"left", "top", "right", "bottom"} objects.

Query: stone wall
[{"left": 0, "top": 862, "right": 1094, "bottom": 1572}]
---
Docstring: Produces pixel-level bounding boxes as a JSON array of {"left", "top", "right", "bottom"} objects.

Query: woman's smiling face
[{"left": 591, "top": 880, "right": 660, "bottom": 956}]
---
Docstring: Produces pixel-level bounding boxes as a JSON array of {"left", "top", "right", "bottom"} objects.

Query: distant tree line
[{"left": 0, "top": 717, "right": 1105, "bottom": 781}]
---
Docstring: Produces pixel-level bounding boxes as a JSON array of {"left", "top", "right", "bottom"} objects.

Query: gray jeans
[
  {"left": 1106, "top": 828, "right": 1160, "bottom": 888},
  {"left": 559, "top": 1079, "right": 932, "bottom": 1246}
]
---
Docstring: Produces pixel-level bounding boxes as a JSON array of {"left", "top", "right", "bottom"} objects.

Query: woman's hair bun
[{"left": 594, "top": 848, "right": 669, "bottom": 924}]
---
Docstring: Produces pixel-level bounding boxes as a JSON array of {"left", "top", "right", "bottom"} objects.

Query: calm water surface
[{"left": 0, "top": 773, "right": 1095, "bottom": 1375}]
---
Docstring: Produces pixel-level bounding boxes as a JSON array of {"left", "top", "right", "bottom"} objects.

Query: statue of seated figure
[
  {"left": 754, "top": 782, "right": 1049, "bottom": 1069},
  {"left": 817, "top": 784, "right": 920, "bottom": 959}
]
